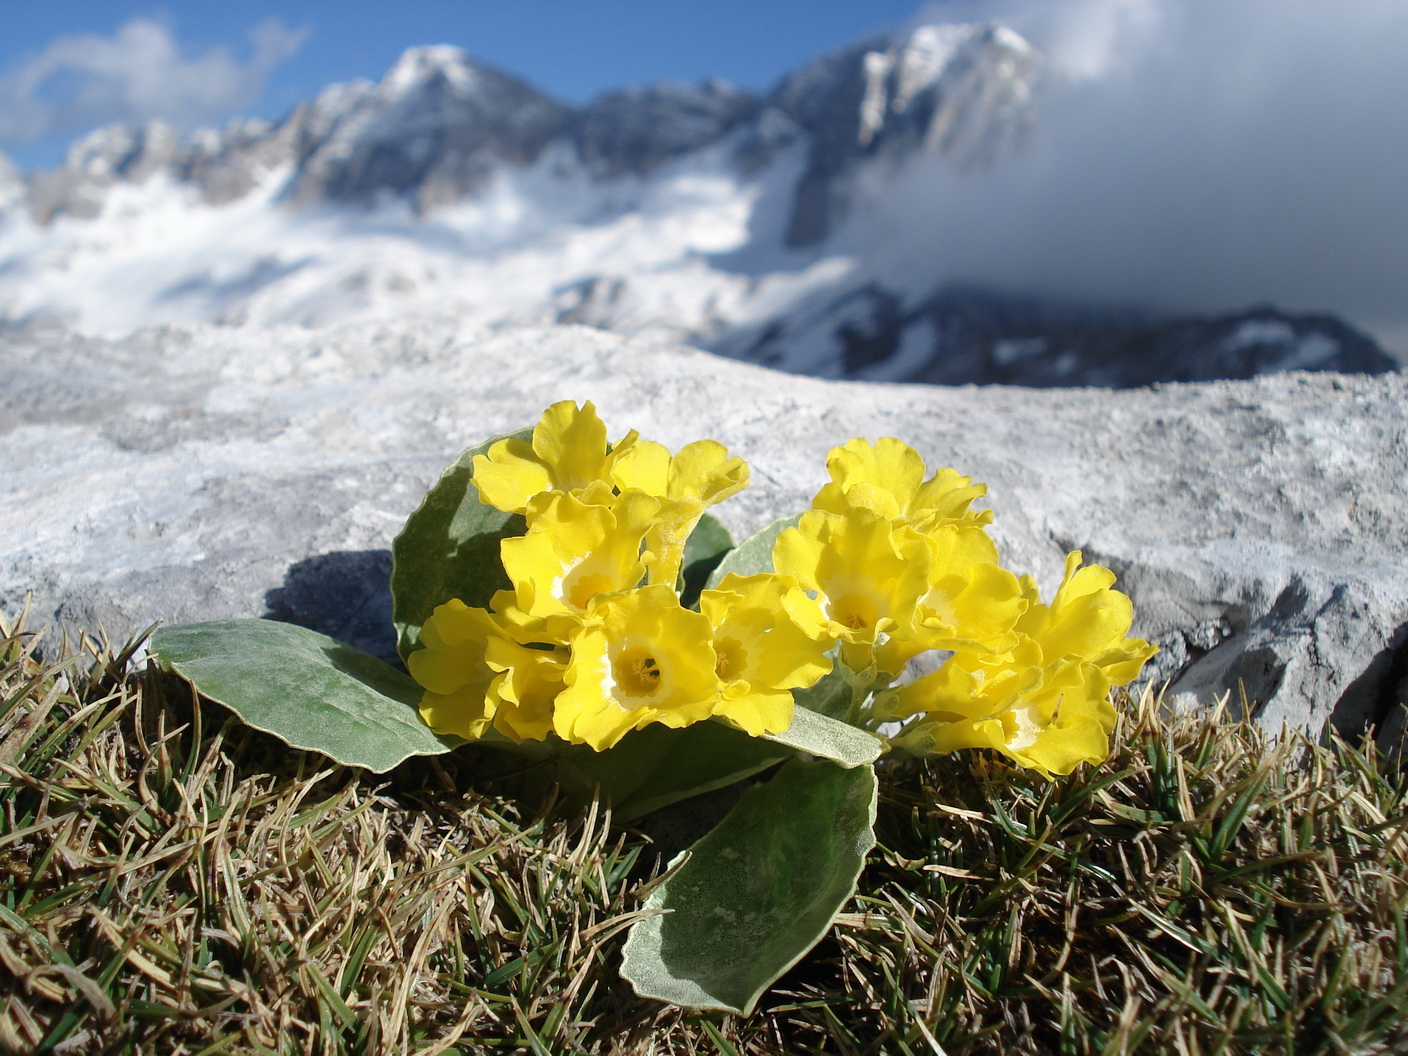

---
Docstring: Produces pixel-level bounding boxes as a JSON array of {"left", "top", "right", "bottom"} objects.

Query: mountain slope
[{"left": 0, "top": 22, "right": 1395, "bottom": 386}]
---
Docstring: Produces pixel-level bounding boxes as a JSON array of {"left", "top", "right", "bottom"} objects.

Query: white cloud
[
  {"left": 0, "top": 16, "right": 307, "bottom": 147},
  {"left": 886, "top": 0, "right": 1408, "bottom": 352}
]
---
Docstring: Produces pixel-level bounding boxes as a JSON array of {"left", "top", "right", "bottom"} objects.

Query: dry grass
[{"left": 1, "top": 607, "right": 1405, "bottom": 1055}]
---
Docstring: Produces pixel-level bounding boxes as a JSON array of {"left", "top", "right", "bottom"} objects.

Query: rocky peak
[
  {"left": 379, "top": 44, "right": 484, "bottom": 99},
  {"left": 63, "top": 121, "right": 179, "bottom": 181},
  {"left": 772, "top": 20, "right": 1043, "bottom": 246},
  {"left": 27, "top": 121, "right": 182, "bottom": 222},
  {"left": 571, "top": 78, "right": 759, "bottom": 178},
  {"left": 286, "top": 46, "right": 573, "bottom": 211}
]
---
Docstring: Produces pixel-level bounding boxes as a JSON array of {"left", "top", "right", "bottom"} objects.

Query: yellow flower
[
  {"left": 772, "top": 507, "right": 929, "bottom": 675},
  {"left": 499, "top": 489, "right": 660, "bottom": 620},
  {"left": 912, "top": 524, "right": 1027, "bottom": 653},
  {"left": 553, "top": 585, "right": 721, "bottom": 751},
  {"left": 883, "top": 552, "right": 1154, "bottom": 777},
  {"left": 483, "top": 636, "right": 566, "bottom": 743},
  {"left": 472, "top": 400, "right": 639, "bottom": 514},
  {"left": 811, "top": 437, "right": 992, "bottom": 532},
  {"left": 1015, "top": 551, "right": 1157, "bottom": 682},
  {"left": 888, "top": 646, "right": 1119, "bottom": 777},
  {"left": 409, "top": 599, "right": 506, "bottom": 739},
  {"left": 699, "top": 573, "right": 833, "bottom": 736},
  {"left": 610, "top": 438, "right": 750, "bottom": 587}
]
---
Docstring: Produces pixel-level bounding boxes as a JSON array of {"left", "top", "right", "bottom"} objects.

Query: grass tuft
[{"left": 1, "top": 607, "right": 1405, "bottom": 1054}]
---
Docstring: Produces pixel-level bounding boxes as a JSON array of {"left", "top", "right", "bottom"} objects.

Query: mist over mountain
[{"left": 0, "top": 5, "right": 1399, "bottom": 387}]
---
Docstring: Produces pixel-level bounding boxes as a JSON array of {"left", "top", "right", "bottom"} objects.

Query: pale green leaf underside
[
  {"left": 788, "top": 666, "right": 853, "bottom": 720},
  {"left": 547, "top": 719, "right": 792, "bottom": 821},
  {"left": 621, "top": 757, "right": 878, "bottom": 1014},
  {"left": 704, "top": 513, "right": 800, "bottom": 589},
  {"left": 760, "top": 704, "right": 881, "bottom": 767},
  {"left": 151, "top": 619, "right": 453, "bottom": 773}
]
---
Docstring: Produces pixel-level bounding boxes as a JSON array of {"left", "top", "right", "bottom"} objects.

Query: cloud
[
  {"left": 0, "top": 16, "right": 307, "bottom": 148},
  {"left": 883, "top": 0, "right": 1408, "bottom": 352}
]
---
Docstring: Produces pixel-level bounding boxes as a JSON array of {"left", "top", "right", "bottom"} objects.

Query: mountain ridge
[{"left": 0, "top": 19, "right": 1397, "bottom": 386}]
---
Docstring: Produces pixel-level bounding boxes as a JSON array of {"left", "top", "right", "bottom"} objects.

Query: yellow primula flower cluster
[
  {"left": 409, "top": 400, "right": 833, "bottom": 751},
  {"left": 408, "top": 403, "right": 1154, "bottom": 775},
  {"left": 774, "top": 438, "right": 1155, "bottom": 777}
]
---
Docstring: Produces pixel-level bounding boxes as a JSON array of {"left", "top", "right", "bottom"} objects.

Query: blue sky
[{"left": 0, "top": 1, "right": 937, "bottom": 170}]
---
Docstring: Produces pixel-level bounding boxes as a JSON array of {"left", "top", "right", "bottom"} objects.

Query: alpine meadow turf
[{"left": 1, "top": 608, "right": 1405, "bottom": 1054}]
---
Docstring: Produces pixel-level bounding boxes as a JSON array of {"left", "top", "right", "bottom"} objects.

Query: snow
[
  {"left": 1221, "top": 320, "right": 1341, "bottom": 372},
  {"left": 1274, "top": 333, "right": 1339, "bottom": 372},
  {"left": 1223, "top": 319, "right": 1296, "bottom": 351},
  {"left": 893, "top": 24, "right": 974, "bottom": 112},
  {"left": 382, "top": 45, "right": 481, "bottom": 97},
  {"left": 0, "top": 118, "right": 884, "bottom": 376},
  {"left": 992, "top": 336, "right": 1047, "bottom": 366}
]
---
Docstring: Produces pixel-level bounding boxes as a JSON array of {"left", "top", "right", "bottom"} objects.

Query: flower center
[
  {"left": 714, "top": 636, "right": 747, "bottom": 680},
  {"left": 830, "top": 593, "right": 879, "bottom": 632},
  {"left": 613, "top": 646, "right": 664, "bottom": 698}
]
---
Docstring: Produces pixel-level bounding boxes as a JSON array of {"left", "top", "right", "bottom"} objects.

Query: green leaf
[
  {"left": 150, "top": 619, "right": 454, "bottom": 773},
  {"left": 790, "top": 666, "right": 852, "bottom": 720},
  {"left": 704, "top": 513, "right": 800, "bottom": 590},
  {"left": 679, "top": 514, "right": 734, "bottom": 608},
  {"left": 760, "top": 705, "right": 882, "bottom": 767},
  {"left": 391, "top": 428, "right": 531, "bottom": 663},
  {"left": 620, "top": 757, "right": 878, "bottom": 1014},
  {"left": 551, "top": 719, "right": 791, "bottom": 821}
]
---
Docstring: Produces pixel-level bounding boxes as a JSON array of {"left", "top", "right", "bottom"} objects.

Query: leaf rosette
[{"left": 149, "top": 397, "right": 1156, "bottom": 1013}]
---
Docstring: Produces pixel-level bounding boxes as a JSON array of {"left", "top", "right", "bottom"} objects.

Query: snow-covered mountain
[{"left": 0, "top": 21, "right": 1395, "bottom": 385}]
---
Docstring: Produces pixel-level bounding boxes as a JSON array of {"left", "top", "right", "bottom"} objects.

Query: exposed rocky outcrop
[
  {"left": 719, "top": 286, "right": 1399, "bottom": 385},
  {"left": 3, "top": 322, "right": 1405, "bottom": 753},
  {"left": 285, "top": 47, "right": 574, "bottom": 212},
  {"left": 21, "top": 46, "right": 576, "bottom": 221},
  {"left": 571, "top": 80, "right": 759, "bottom": 178},
  {"left": 768, "top": 23, "right": 1043, "bottom": 246},
  {"left": 1, "top": 23, "right": 1399, "bottom": 390}
]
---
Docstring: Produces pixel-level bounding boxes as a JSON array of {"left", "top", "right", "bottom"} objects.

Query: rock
[
  {"left": 768, "top": 22, "right": 1042, "bottom": 246},
  {"left": 286, "top": 46, "right": 573, "bottom": 212},
  {"left": 571, "top": 79, "right": 759, "bottom": 178},
  {"left": 714, "top": 286, "right": 1400, "bottom": 385},
  {"left": 3, "top": 322, "right": 1406, "bottom": 750},
  {"left": 905, "top": 293, "right": 1398, "bottom": 387},
  {"left": 28, "top": 122, "right": 181, "bottom": 223}
]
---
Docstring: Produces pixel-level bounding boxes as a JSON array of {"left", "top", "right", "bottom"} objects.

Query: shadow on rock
[{"left": 264, "top": 549, "right": 400, "bottom": 667}]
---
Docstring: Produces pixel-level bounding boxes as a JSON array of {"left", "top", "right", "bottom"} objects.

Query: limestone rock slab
[{"left": 3, "top": 321, "right": 1405, "bottom": 748}]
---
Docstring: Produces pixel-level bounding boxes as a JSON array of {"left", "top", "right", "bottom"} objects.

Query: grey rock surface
[
  {"left": 571, "top": 80, "right": 759, "bottom": 178},
  {"left": 16, "top": 22, "right": 1039, "bottom": 237},
  {"left": 769, "top": 22, "right": 1042, "bottom": 246},
  {"left": 286, "top": 47, "right": 574, "bottom": 212},
  {"left": 719, "top": 286, "right": 1400, "bottom": 385},
  {"left": 2, "top": 322, "right": 1405, "bottom": 750}
]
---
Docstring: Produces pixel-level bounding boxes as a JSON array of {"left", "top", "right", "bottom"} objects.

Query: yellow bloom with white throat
[
  {"left": 699, "top": 572, "right": 832, "bottom": 737},
  {"left": 771, "top": 506, "right": 930, "bottom": 675},
  {"left": 882, "top": 551, "right": 1155, "bottom": 777},
  {"left": 499, "top": 488, "right": 660, "bottom": 621},
  {"left": 884, "top": 643, "right": 1119, "bottom": 778},
  {"left": 553, "top": 584, "right": 721, "bottom": 751}
]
